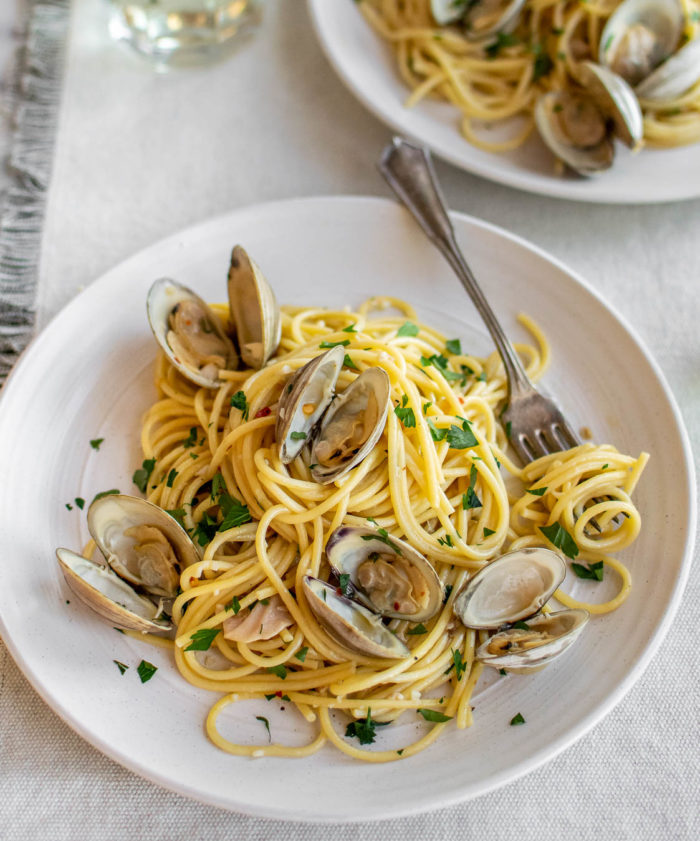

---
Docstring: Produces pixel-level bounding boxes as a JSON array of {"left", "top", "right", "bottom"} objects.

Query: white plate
[
  {"left": 308, "top": 0, "right": 700, "bottom": 204},
  {"left": 0, "top": 197, "right": 694, "bottom": 822}
]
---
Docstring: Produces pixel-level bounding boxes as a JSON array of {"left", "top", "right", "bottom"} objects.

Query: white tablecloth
[{"left": 1, "top": 0, "right": 699, "bottom": 837}]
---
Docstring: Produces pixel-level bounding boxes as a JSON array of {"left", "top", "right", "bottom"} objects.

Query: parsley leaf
[
  {"left": 227, "top": 596, "right": 241, "bottom": 614},
  {"left": 526, "top": 486, "right": 547, "bottom": 496},
  {"left": 420, "top": 353, "right": 462, "bottom": 383},
  {"left": 361, "top": 528, "right": 402, "bottom": 555},
  {"left": 113, "top": 660, "right": 128, "bottom": 675},
  {"left": 394, "top": 394, "right": 416, "bottom": 428},
  {"left": 166, "top": 507, "right": 187, "bottom": 528},
  {"left": 344, "top": 708, "right": 389, "bottom": 745},
  {"left": 342, "top": 323, "right": 357, "bottom": 333},
  {"left": 338, "top": 573, "right": 351, "bottom": 595},
  {"left": 192, "top": 512, "right": 218, "bottom": 546},
  {"left": 218, "top": 493, "right": 252, "bottom": 530},
  {"left": 211, "top": 472, "right": 227, "bottom": 499},
  {"left": 290, "top": 431, "right": 307, "bottom": 440},
  {"left": 572, "top": 561, "right": 604, "bottom": 581},
  {"left": 255, "top": 715, "right": 271, "bottom": 741},
  {"left": 445, "top": 338, "right": 462, "bottom": 355},
  {"left": 185, "top": 628, "right": 221, "bottom": 651},
  {"left": 230, "top": 391, "right": 249, "bottom": 421},
  {"left": 137, "top": 660, "right": 157, "bottom": 683},
  {"left": 462, "top": 464, "right": 482, "bottom": 510},
  {"left": 406, "top": 623, "right": 428, "bottom": 635},
  {"left": 483, "top": 527, "right": 496, "bottom": 537},
  {"left": 446, "top": 421, "right": 478, "bottom": 449},
  {"left": 397, "top": 321, "right": 419, "bottom": 337},
  {"left": 417, "top": 708, "right": 452, "bottom": 723},
  {"left": 343, "top": 354, "right": 359, "bottom": 370},
  {"left": 295, "top": 646, "right": 309, "bottom": 662},
  {"left": 75, "top": 497, "right": 85, "bottom": 510},
  {"left": 512, "top": 620, "right": 530, "bottom": 631},
  {"left": 132, "top": 459, "right": 156, "bottom": 493},
  {"left": 182, "top": 427, "right": 198, "bottom": 448},
  {"left": 532, "top": 44, "right": 554, "bottom": 81},
  {"left": 266, "top": 664, "right": 289, "bottom": 680},
  {"left": 92, "top": 489, "right": 120, "bottom": 504},
  {"left": 540, "top": 522, "right": 579, "bottom": 559},
  {"left": 485, "top": 31, "right": 520, "bottom": 58},
  {"left": 319, "top": 339, "right": 350, "bottom": 348},
  {"left": 166, "top": 468, "right": 178, "bottom": 488},
  {"left": 90, "top": 438, "right": 104, "bottom": 450},
  {"left": 510, "top": 712, "right": 526, "bottom": 726},
  {"left": 427, "top": 418, "right": 447, "bottom": 442},
  {"left": 452, "top": 649, "right": 466, "bottom": 680}
]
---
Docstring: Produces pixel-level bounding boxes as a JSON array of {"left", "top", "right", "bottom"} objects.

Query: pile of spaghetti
[
  {"left": 137, "top": 297, "right": 647, "bottom": 761},
  {"left": 359, "top": 0, "right": 700, "bottom": 152}
]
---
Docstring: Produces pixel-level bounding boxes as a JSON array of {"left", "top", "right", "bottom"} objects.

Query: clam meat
[{"left": 325, "top": 525, "right": 443, "bottom": 622}]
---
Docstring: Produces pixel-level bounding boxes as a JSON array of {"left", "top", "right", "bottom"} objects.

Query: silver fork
[{"left": 378, "top": 137, "right": 583, "bottom": 465}]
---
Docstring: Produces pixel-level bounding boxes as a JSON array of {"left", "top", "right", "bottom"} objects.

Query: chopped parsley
[
  {"left": 166, "top": 468, "right": 178, "bottom": 488},
  {"left": 420, "top": 353, "right": 462, "bottom": 383},
  {"left": 319, "top": 339, "right": 350, "bottom": 349},
  {"left": 447, "top": 419, "right": 478, "bottom": 449},
  {"left": 445, "top": 338, "right": 461, "bottom": 355},
  {"left": 394, "top": 394, "right": 416, "bottom": 428},
  {"left": 510, "top": 712, "right": 526, "bottom": 726},
  {"left": 211, "top": 472, "right": 227, "bottom": 499},
  {"left": 512, "top": 620, "right": 530, "bottom": 631},
  {"left": 185, "top": 628, "right": 221, "bottom": 651},
  {"left": 485, "top": 31, "right": 520, "bottom": 58},
  {"left": 75, "top": 497, "right": 85, "bottom": 510},
  {"left": 290, "top": 431, "right": 307, "bottom": 440},
  {"left": 417, "top": 708, "right": 452, "bottom": 723},
  {"left": 437, "top": 534, "right": 454, "bottom": 548},
  {"left": 65, "top": 503, "right": 73, "bottom": 511},
  {"left": 295, "top": 646, "right": 309, "bottom": 662},
  {"left": 499, "top": 668, "right": 507, "bottom": 676},
  {"left": 342, "top": 323, "right": 357, "bottom": 333},
  {"left": 89, "top": 438, "right": 104, "bottom": 450},
  {"left": 192, "top": 512, "right": 218, "bottom": 546},
  {"left": 452, "top": 649, "right": 466, "bottom": 680},
  {"left": 113, "top": 660, "right": 128, "bottom": 675},
  {"left": 532, "top": 43, "right": 554, "bottom": 80},
  {"left": 343, "top": 354, "right": 359, "bottom": 371},
  {"left": 526, "top": 486, "right": 547, "bottom": 496},
  {"left": 406, "top": 623, "right": 428, "bottom": 635},
  {"left": 540, "top": 522, "right": 579, "bottom": 559},
  {"left": 397, "top": 321, "right": 419, "bottom": 337},
  {"left": 572, "top": 561, "right": 604, "bottom": 581},
  {"left": 462, "top": 464, "right": 482, "bottom": 510},
  {"left": 345, "top": 708, "right": 389, "bottom": 745},
  {"left": 361, "top": 527, "right": 402, "bottom": 555},
  {"left": 91, "top": 489, "right": 119, "bottom": 504},
  {"left": 231, "top": 391, "right": 250, "bottom": 420},
  {"left": 166, "top": 508, "right": 187, "bottom": 528},
  {"left": 182, "top": 427, "right": 198, "bottom": 448},
  {"left": 338, "top": 573, "right": 351, "bottom": 595},
  {"left": 255, "top": 715, "right": 271, "bottom": 741},
  {"left": 266, "top": 664, "right": 289, "bottom": 680},
  {"left": 443, "top": 584, "right": 453, "bottom": 604},
  {"left": 483, "top": 527, "right": 496, "bottom": 537},
  {"left": 132, "top": 458, "right": 156, "bottom": 493},
  {"left": 136, "top": 660, "right": 157, "bottom": 683},
  {"left": 218, "top": 493, "right": 252, "bottom": 530},
  {"left": 227, "top": 596, "right": 241, "bottom": 614},
  {"left": 427, "top": 418, "right": 447, "bottom": 442}
]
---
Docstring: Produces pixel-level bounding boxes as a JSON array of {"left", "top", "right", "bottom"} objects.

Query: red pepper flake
[
  {"left": 394, "top": 601, "right": 400, "bottom": 611},
  {"left": 255, "top": 406, "right": 271, "bottom": 418},
  {"left": 275, "top": 690, "right": 283, "bottom": 698}
]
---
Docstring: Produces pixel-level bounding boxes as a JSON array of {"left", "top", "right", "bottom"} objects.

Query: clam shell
[
  {"left": 227, "top": 245, "right": 281, "bottom": 369},
  {"left": 325, "top": 525, "right": 443, "bottom": 622},
  {"left": 476, "top": 608, "right": 589, "bottom": 673},
  {"left": 429, "top": 0, "right": 463, "bottom": 25},
  {"left": 635, "top": 38, "right": 700, "bottom": 101},
  {"left": 534, "top": 92, "right": 615, "bottom": 176},
  {"left": 576, "top": 61, "right": 644, "bottom": 148},
  {"left": 453, "top": 547, "right": 565, "bottom": 630},
  {"left": 463, "top": 0, "right": 527, "bottom": 42},
  {"left": 311, "top": 367, "right": 391, "bottom": 484},
  {"left": 276, "top": 345, "right": 345, "bottom": 464},
  {"left": 147, "top": 278, "right": 237, "bottom": 389},
  {"left": 88, "top": 494, "right": 200, "bottom": 599},
  {"left": 302, "top": 576, "right": 409, "bottom": 659},
  {"left": 57, "top": 548, "right": 172, "bottom": 633}
]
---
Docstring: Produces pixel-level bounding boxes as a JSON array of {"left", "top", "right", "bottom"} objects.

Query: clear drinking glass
[{"left": 108, "top": 0, "right": 262, "bottom": 66}]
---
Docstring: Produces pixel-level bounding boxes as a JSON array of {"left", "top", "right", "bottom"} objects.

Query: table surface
[{"left": 1, "top": 1, "right": 699, "bottom": 838}]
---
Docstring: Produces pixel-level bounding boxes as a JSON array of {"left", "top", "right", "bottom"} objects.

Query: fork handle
[{"left": 378, "top": 138, "right": 532, "bottom": 396}]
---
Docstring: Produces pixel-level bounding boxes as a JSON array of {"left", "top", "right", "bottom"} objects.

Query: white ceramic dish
[
  {"left": 0, "top": 197, "right": 694, "bottom": 821},
  {"left": 308, "top": 0, "right": 700, "bottom": 204}
]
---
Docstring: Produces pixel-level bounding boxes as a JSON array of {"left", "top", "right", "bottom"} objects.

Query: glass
[{"left": 108, "top": 0, "right": 262, "bottom": 66}]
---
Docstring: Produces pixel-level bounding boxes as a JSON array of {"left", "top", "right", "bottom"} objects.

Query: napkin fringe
[{"left": 0, "top": 0, "right": 70, "bottom": 382}]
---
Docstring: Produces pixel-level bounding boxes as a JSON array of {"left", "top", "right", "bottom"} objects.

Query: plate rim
[
  {"left": 0, "top": 195, "right": 695, "bottom": 822},
  {"left": 306, "top": 0, "right": 700, "bottom": 205}
]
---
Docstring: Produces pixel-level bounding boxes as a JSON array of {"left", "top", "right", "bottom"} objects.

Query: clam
[
  {"left": 325, "top": 525, "right": 443, "bottom": 622},
  {"left": 430, "top": 0, "right": 527, "bottom": 40},
  {"left": 534, "top": 63, "right": 643, "bottom": 175},
  {"left": 453, "top": 547, "right": 565, "bottom": 629},
  {"left": 147, "top": 278, "right": 238, "bottom": 388},
  {"left": 276, "top": 345, "right": 345, "bottom": 464},
  {"left": 87, "top": 493, "right": 200, "bottom": 598},
  {"left": 302, "top": 576, "right": 410, "bottom": 659},
  {"left": 227, "top": 245, "right": 281, "bottom": 369},
  {"left": 475, "top": 609, "right": 589, "bottom": 673},
  {"left": 599, "top": 0, "right": 700, "bottom": 102},
  {"left": 310, "top": 367, "right": 391, "bottom": 484},
  {"left": 56, "top": 548, "right": 173, "bottom": 633}
]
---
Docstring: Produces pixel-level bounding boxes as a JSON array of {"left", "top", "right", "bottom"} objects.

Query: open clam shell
[
  {"left": 310, "top": 367, "right": 391, "bottom": 484},
  {"left": 635, "top": 38, "right": 700, "bottom": 101},
  {"left": 453, "top": 547, "right": 565, "bottom": 630},
  {"left": 227, "top": 245, "right": 281, "bottom": 369},
  {"left": 476, "top": 608, "right": 589, "bottom": 673},
  {"left": 576, "top": 61, "right": 644, "bottom": 148},
  {"left": 147, "top": 278, "right": 238, "bottom": 389},
  {"left": 325, "top": 525, "right": 443, "bottom": 622},
  {"left": 88, "top": 494, "right": 200, "bottom": 599},
  {"left": 276, "top": 345, "right": 345, "bottom": 464},
  {"left": 302, "top": 576, "right": 410, "bottom": 659},
  {"left": 57, "top": 548, "right": 173, "bottom": 633}
]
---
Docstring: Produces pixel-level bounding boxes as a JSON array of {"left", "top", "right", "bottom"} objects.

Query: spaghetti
[
  {"left": 359, "top": 0, "right": 700, "bottom": 154},
  {"left": 132, "top": 296, "right": 647, "bottom": 761}
]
